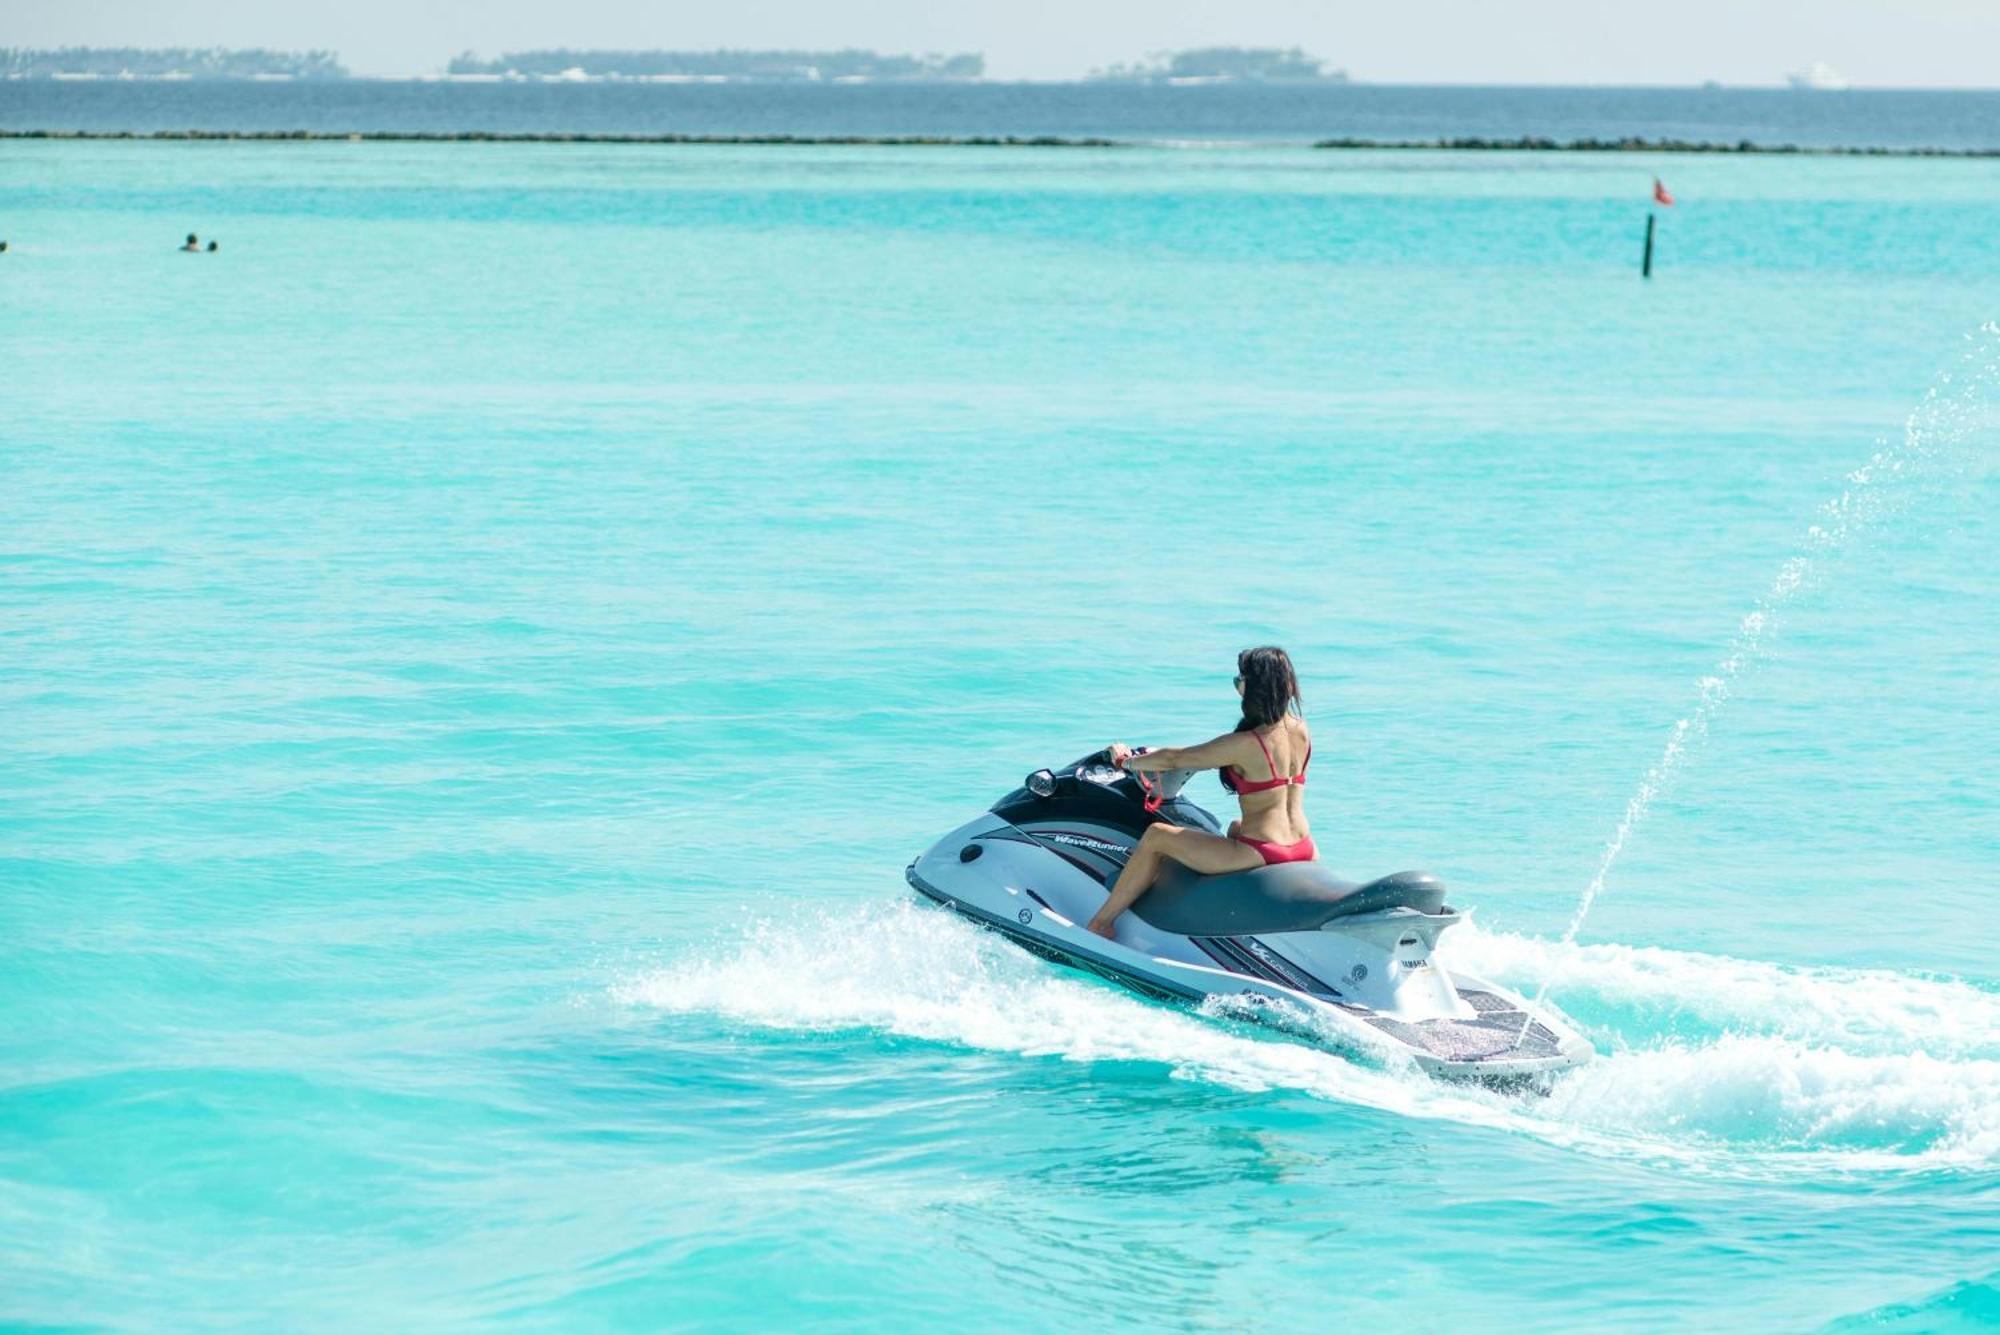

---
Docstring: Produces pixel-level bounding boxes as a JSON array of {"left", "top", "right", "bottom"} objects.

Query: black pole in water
[{"left": 1642, "top": 211, "right": 1656, "bottom": 279}]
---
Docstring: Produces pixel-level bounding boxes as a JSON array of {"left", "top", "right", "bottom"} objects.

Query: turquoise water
[{"left": 4, "top": 142, "right": 1997, "bottom": 1329}]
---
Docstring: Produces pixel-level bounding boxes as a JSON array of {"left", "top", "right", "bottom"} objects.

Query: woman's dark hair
[{"left": 1235, "top": 645, "right": 1302, "bottom": 732}]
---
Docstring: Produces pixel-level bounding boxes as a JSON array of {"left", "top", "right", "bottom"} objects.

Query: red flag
[{"left": 1653, "top": 177, "right": 1675, "bottom": 206}]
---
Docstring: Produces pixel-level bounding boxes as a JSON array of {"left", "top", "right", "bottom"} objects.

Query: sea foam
[
  {"left": 1443, "top": 923, "right": 2000, "bottom": 1060},
  {"left": 615, "top": 900, "right": 2000, "bottom": 1174}
]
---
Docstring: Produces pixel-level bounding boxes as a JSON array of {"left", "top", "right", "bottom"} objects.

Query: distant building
[
  {"left": 0, "top": 47, "right": 347, "bottom": 79},
  {"left": 1090, "top": 47, "right": 1348, "bottom": 84},
  {"left": 444, "top": 49, "right": 984, "bottom": 82}
]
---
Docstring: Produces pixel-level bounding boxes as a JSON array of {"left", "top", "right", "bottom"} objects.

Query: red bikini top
[{"left": 1221, "top": 728, "right": 1311, "bottom": 795}]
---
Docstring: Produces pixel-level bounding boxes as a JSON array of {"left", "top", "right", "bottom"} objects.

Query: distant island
[
  {"left": 444, "top": 49, "right": 984, "bottom": 82},
  {"left": 0, "top": 47, "right": 347, "bottom": 79},
  {"left": 1089, "top": 47, "right": 1348, "bottom": 84}
]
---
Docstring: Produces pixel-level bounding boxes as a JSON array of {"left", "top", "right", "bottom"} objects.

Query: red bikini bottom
[{"left": 1235, "top": 833, "right": 1317, "bottom": 865}]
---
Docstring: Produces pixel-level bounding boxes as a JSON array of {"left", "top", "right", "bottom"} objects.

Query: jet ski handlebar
[
  {"left": 1023, "top": 748, "right": 1198, "bottom": 808},
  {"left": 1118, "top": 747, "right": 1199, "bottom": 807}
]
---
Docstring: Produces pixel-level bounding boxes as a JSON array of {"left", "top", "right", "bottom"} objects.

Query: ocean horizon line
[{"left": 7, "top": 128, "right": 2000, "bottom": 156}]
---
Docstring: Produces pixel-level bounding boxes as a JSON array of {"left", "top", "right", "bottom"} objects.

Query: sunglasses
[{"left": 1232, "top": 674, "right": 1245, "bottom": 690}]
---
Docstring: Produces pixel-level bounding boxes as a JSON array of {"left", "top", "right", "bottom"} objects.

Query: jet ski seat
[{"left": 1134, "top": 863, "right": 1447, "bottom": 938}]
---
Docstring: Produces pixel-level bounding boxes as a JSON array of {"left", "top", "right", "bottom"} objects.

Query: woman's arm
[{"left": 1119, "top": 732, "right": 1247, "bottom": 773}]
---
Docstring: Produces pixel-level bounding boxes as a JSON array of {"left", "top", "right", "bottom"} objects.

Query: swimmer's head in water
[
  {"left": 207, "top": 241, "right": 218, "bottom": 252},
  {"left": 186, "top": 234, "right": 198, "bottom": 245}
]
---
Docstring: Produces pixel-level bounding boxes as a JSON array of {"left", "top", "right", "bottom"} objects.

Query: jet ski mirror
[{"left": 1025, "top": 768, "right": 1057, "bottom": 798}]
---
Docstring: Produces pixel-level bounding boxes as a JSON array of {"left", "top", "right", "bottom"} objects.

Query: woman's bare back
[{"left": 1229, "top": 718, "right": 1311, "bottom": 845}]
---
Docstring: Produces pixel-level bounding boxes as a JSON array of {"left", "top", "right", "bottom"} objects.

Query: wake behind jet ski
[{"left": 907, "top": 746, "right": 1592, "bottom": 1082}]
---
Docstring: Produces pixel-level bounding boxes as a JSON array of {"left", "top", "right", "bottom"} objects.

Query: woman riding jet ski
[
  {"left": 1089, "top": 646, "right": 1320, "bottom": 939},
  {"left": 906, "top": 647, "right": 1593, "bottom": 1083}
]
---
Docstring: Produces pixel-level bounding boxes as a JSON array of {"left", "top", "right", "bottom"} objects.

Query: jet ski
[{"left": 906, "top": 747, "right": 1593, "bottom": 1084}]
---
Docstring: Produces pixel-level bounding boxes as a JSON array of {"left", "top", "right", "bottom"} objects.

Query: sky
[{"left": 4, "top": 0, "right": 1997, "bottom": 86}]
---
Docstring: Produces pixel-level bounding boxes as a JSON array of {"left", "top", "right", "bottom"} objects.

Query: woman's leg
[{"left": 1085, "top": 822, "right": 1263, "bottom": 939}]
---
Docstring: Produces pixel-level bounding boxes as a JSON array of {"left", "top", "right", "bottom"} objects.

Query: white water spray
[
  {"left": 1561, "top": 325, "right": 2000, "bottom": 946},
  {"left": 619, "top": 902, "right": 2000, "bottom": 1172}
]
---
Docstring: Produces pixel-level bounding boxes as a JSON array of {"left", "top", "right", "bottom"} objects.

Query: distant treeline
[
  {"left": 2, "top": 130, "right": 1121, "bottom": 147},
  {"left": 8, "top": 130, "right": 1995, "bottom": 156},
  {"left": 1308, "top": 135, "right": 1994, "bottom": 154},
  {"left": 0, "top": 47, "right": 348, "bottom": 79},
  {"left": 1090, "top": 47, "right": 1346, "bottom": 83},
  {"left": 445, "top": 49, "right": 984, "bottom": 81}
]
